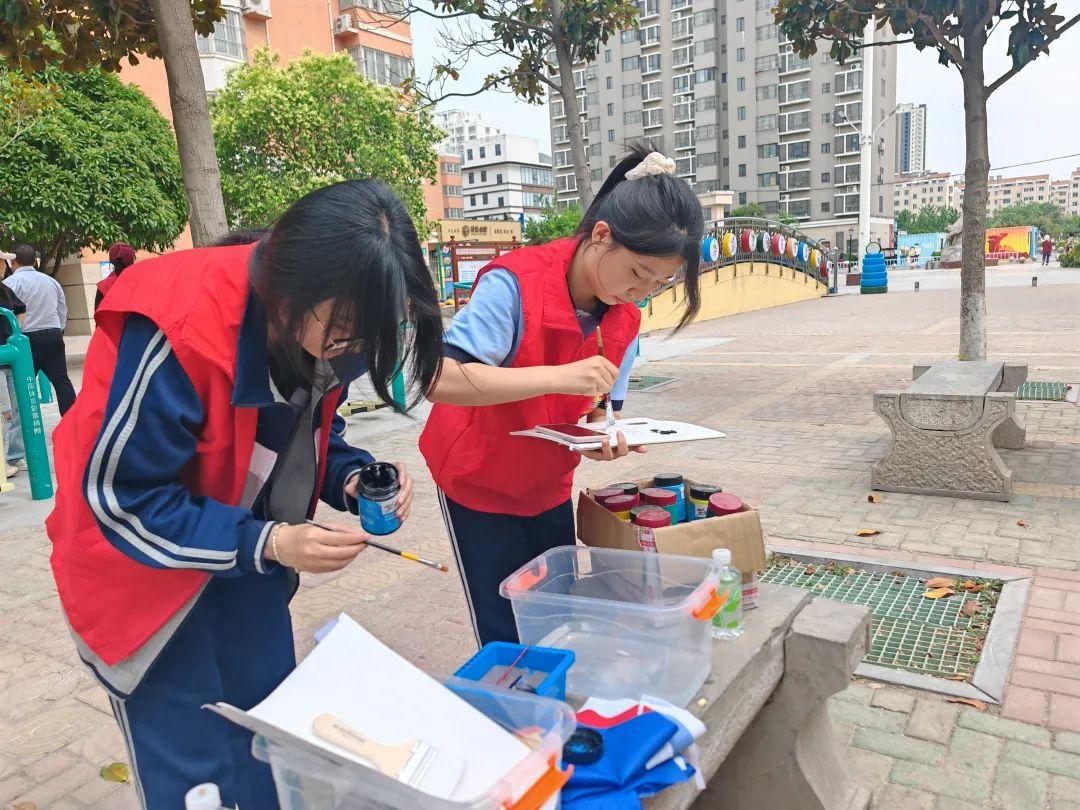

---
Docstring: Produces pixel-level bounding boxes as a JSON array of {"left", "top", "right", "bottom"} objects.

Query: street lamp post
[{"left": 836, "top": 101, "right": 900, "bottom": 258}]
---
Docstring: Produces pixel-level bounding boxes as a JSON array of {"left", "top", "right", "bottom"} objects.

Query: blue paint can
[
  {"left": 357, "top": 461, "right": 402, "bottom": 536},
  {"left": 652, "top": 473, "right": 686, "bottom": 523}
]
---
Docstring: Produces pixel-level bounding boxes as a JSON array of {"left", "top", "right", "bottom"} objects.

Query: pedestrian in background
[
  {"left": 1, "top": 244, "right": 77, "bottom": 415},
  {"left": 0, "top": 274, "right": 27, "bottom": 477},
  {"left": 1042, "top": 233, "right": 1054, "bottom": 266},
  {"left": 95, "top": 242, "right": 137, "bottom": 312}
]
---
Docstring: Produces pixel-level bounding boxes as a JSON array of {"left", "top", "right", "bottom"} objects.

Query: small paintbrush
[
  {"left": 595, "top": 326, "right": 616, "bottom": 432},
  {"left": 305, "top": 519, "right": 449, "bottom": 573}
]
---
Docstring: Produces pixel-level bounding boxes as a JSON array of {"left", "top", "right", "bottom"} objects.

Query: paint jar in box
[
  {"left": 608, "top": 482, "right": 640, "bottom": 496},
  {"left": 629, "top": 505, "right": 655, "bottom": 524},
  {"left": 602, "top": 493, "right": 639, "bottom": 521},
  {"left": 652, "top": 473, "right": 686, "bottom": 522},
  {"left": 687, "top": 484, "right": 723, "bottom": 521},
  {"left": 356, "top": 461, "right": 401, "bottom": 536},
  {"left": 634, "top": 508, "right": 670, "bottom": 553},
  {"left": 707, "top": 492, "right": 744, "bottom": 518},
  {"left": 591, "top": 488, "right": 626, "bottom": 508},
  {"left": 642, "top": 488, "right": 680, "bottom": 526}
]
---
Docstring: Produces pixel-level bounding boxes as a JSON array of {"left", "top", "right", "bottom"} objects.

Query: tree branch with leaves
[{"left": 775, "top": 0, "right": 1080, "bottom": 360}]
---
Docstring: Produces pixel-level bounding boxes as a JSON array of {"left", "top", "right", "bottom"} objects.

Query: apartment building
[
  {"left": 436, "top": 110, "right": 504, "bottom": 158},
  {"left": 893, "top": 171, "right": 952, "bottom": 212},
  {"left": 549, "top": 0, "right": 897, "bottom": 252},
  {"left": 461, "top": 135, "right": 555, "bottom": 222},
  {"left": 423, "top": 153, "right": 465, "bottom": 221},
  {"left": 895, "top": 103, "right": 927, "bottom": 174}
]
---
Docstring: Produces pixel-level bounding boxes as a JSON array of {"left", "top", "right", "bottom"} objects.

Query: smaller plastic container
[
  {"left": 356, "top": 462, "right": 402, "bottom": 536},
  {"left": 707, "top": 493, "right": 744, "bottom": 518},
  {"left": 687, "top": 484, "right": 723, "bottom": 521},
  {"left": 607, "top": 482, "right": 640, "bottom": 496},
  {"left": 590, "top": 488, "right": 625, "bottom": 508},
  {"left": 651, "top": 473, "right": 686, "bottom": 522},
  {"left": 501, "top": 546, "right": 721, "bottom": 706},
  {"left": 253, "top": 676, "right": 575, "bottom": 810},
  {"left": 455, "top": 642, "right": 576, "bottom": 701}
]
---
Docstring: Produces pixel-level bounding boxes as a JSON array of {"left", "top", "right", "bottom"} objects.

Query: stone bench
[
  {"left": 872, "top": 361, "right": 1028, "bottom": 502},
  {"left": 646, "top": 584, "right": 872, "bottom": 810}
]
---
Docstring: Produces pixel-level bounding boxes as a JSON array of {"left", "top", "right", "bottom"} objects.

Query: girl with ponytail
[{"left": 420, "top": 141, "right": 705, "bottom": 646}]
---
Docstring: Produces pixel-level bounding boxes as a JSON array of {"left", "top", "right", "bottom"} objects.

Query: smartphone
[{"left": 534, "top": 423, "right": 610, "bottom": 444}]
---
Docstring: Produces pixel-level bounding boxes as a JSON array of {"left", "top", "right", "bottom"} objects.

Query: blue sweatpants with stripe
[{"left": 107, "top": 567, "right": 296, "bottom": 809}]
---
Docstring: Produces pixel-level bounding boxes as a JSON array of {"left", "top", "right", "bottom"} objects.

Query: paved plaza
[{"left": 7, "top": 273, "right": 1080, "bottom": 806}]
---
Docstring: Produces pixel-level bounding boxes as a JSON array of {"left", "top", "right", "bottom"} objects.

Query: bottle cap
[
  {"left": 635, "top": 508, "right": 672, "bottom": 528},
  {"left": 602, "top": 494, "right": 639, "bottom": 512},
  {"left": 642, "top": 488, "right": 677, "bottom": 506},
  {"left": 689, "top": 484, "right": 723, "bottom": 500},
  {"left": 185, "top": 783, "right": 222, "bottom": 810},
  {"left": 653, "top": 473, "right": 684, "bottom": 487},
  {"left": 708, "top": 492, "right": 744, "bottom": 517},
  {"left": 712, "top": 548, "right": 732, "bottom": 566},
  {"left": 608, "top": 482, "right": 640, "bottom": 496},
  {"left": 592, "top": 488, "right": 625, "bottom": 506}
]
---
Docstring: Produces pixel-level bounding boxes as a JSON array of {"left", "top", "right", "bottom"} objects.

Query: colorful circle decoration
[
  {"left": 721, "top": 232, "right": 737, "bottom": 258},
  {"left": 819, "top": 252, "right": 828, "bottom": 272},
  {"left": 785, "top": 238, "right": 799, "bottom": 259},
  {"left": 701, "top": 235, "right": 720, "bottom": 264},
  {"left": 797, "top": 242, "right": 810, "bottom": 263},
  {"left": 809, "top": 248, "right": 821, "bottom": 268},
  {"left": 739, "top": 229, "right": 754, "bottom": 252},
  {"left": 771, "top": 233, "right": 786, "bottom": 257},
  {"left": 759, "top": 231, "right": 771, "bottom": 252}
]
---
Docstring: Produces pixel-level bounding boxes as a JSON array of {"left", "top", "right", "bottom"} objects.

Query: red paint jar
[
  {"left": 635, "top": 508, "right": 671, "bottom": 553},
  {"left": 707, "top": 493, "right": 744, "bottom": 517},
  {"left": 591, "top": 488, "right": 625, "bottom": 507},
  {"left": 602, "top": 493, "right": 639, "bottom": 520},
  {"left": 642, "top": 488, "right": 680, "bottom": 525}
]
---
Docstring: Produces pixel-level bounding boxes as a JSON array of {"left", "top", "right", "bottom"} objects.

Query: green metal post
[
  {"left": 0, "top": 309, "right": 53, "bottom": 499},
  {"left": 391, "top": 368, "right": 406, "bottom": 410},
  {"left": 38, "top": 370, "right": 53, "bottom": 404}
]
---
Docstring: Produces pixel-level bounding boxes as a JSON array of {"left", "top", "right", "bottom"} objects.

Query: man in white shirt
[{"left": 2, "top": 244, "right": 76, "bottom": 414}]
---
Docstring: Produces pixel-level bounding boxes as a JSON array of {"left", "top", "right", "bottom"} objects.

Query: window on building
[
  {"left": 467, "top": 172, "right": 475, "bottom": 183},
  {"left": 757, "top": 142, "right": 778, "bottom": 158},
  {"left": 736, "top": 47, "right": 746, "bottom": 62},
  {"left": 758, "top": 172, "right": 778, "bottom": 187},
  {"left": 197, "top": 10, "right": 245, "bottom": 59},
  {"left": 737, "top": 106, "right": 746, "bottom": 121},
  {"left": 607, "top": 102, "right": 614, "bottom": 116},
  {"left": 739, "top": 192, "right": 747, "bottom": 204},
  {"left": 696, "top": 124, "right": 717, "bottom": 141},
  {"left": 737, "top": 77, "right": 746, "bottom": 92},
  {"left": 621, "top": 29, "right": 638, "bottom": 44},
  {"left": 696, "top": 68, "right": 717, "bottom": 84},
  {"left": 673, "top": 74, "right": 693, "bottom": 94},
  {"left": 723, "top": 157, "right": 730, "bottom": 166},
  {"left": 624, "top": 110, "right": 642, "bottom": 125},
  {"left": 480, "top": 170, "right": 487, "bottom": 181},
  {"left": 608, "top": 129, "right": 616, "bottom": 142},
  {"left": 722, "top": 129, "right": 728, "bottom": 139},
  {"left": 479, "top": 147, "right": 486, "bottom": 158},
  {"left": 821, "top": 81, "right": 831, "bottom": 93},
  {"left": 738, "top": 163, "right": 747, "bottom": 177},
  {"left": 755, "top": 84, "right": 776, "bottom": 100},
  {"left": 605, "top": 49, "right": 612, "bottom": 63},
  {"left": 737, "top": 134, "right": 746, "bottom": 148},
  {"left": 610, "top": 154, "right": 617, "bottom": 167},
  {"left": 496, "top": 173, "right": 503, "bottom": 184},
  {"left": 821, "top": 172, "right": 831, "bottom": 183},
  {"left": 622, "top": 56, "right": 640, "bottom": 71},
  {"left": 469, "top": 195, "right": 476, "bottom": 206},
  {"left": 606, "top": 76, "right": 613, "bottom": 90},
  {"left": 495, "top": 143, "right": 502, "bottom": 156},
  {"left": 623, "top": 82, "right": 640, "bottom": 98},
  {"left": 350, "top": 46, "right": 414, "bottom": 87},
  {"left": 694, "top": 38, "right": 716, "bottom": 56},
  {"left": 755, "top": 24, "right": 776, "bottom": 40},
  {"left": 756, "top": 114, "right": 777, "bottom": 131},
  {"left": 821, "top": 142, "right": 830, "bottom": 154},
  {"left": 644, "top": 53, "right": 662, "bottom": 73},
  {"left": 467, "top": 148, "right": 473, "bottom": 160},
  {"left": 497, "top": 196, "right": 505, "bottom": 207},
  {"left": 821, "top": 201, "right": 830, "bottom": 213},
  {"left": 735, "top": 16, "right": 745, "bottom": 31},
  {"left": 754, "top": 54, "right": 778, "bottom": 72},
  {"left": 694, "top": 8, "right": 716, "bottom": 25}
]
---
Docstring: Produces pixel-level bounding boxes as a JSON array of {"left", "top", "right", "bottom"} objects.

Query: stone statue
[{"left": 940, "top": 213, "right": 964, "bottom": 263}]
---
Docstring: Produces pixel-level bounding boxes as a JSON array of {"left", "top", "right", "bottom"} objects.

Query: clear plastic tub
[
  {"left": 500, "top": 546, "right": 721, "bottom": 706},
  {"left": 251, "top": 676, "right": 575, "bottom": 810}
]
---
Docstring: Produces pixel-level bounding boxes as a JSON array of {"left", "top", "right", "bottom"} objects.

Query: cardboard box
[{"left": 576, "top": 479, "right": 767, "bottom": 578}]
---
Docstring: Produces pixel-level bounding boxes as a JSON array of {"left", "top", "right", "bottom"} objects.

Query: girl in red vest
[
  {"left": 421, "top": 144, "right": 705, "bottom": 645},
  {"left": 47, "top": 181, "right": 443, "bottom": 808},
  {"left": 94, "top": 241, "right": 136, "bottom": 312}
]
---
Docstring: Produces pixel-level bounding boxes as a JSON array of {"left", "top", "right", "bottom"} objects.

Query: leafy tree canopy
[
  {"left": 523, "top": 205, "right": 581, "bottom": 244},
  {"left": 896, "top": 204, "right": 960, "bottom": 234}
]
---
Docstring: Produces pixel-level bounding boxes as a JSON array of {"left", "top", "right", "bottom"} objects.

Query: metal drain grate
[
  {"left": 628, "top": 374, "right": 676, "bottom": 392},
  {"left": 761, "top": 558, "right": 1000, "bottom": 679},
  {"left": 1016, "top": 381, "right": 1068, "bottom": 401}
]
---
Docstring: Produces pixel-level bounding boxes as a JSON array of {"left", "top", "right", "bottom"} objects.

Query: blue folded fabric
[{"left": 561, "top": 712, "right": 696, "bottom": 809}]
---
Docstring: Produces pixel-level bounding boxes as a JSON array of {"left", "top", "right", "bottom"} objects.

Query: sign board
[{"left": 436, "top": 219, "right": 522, "bottom": 243}]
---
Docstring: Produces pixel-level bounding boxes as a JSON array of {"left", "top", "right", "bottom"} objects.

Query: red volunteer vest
[
  {"left": 420, "top": 238, "right": 640, "bottom": 517},
  {"left": 96, "top": 271, "right": 118, "bottom": 303},
  {"left": 46, "top": 244, "right": 341, "bottom": 666}
]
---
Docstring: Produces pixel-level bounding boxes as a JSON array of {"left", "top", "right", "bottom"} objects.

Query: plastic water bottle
[{"left": 711, "top": 548, "right": 744, "bottom": 640}]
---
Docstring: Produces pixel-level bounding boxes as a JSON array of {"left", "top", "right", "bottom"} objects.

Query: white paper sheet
[
  {"left": 511, "top": 418, "right": 726, "bottom": 451},
  {"left": 244, "top": 614, "right": 533, "bottom": 802}
]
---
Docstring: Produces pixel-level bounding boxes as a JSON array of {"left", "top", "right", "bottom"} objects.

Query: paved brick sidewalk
[{"left": 6, "top": 282, "right": 1080, "bottom": 806}]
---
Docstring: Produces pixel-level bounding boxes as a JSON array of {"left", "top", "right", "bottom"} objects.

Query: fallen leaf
[
  {"left": 803, "top": 564, "right": 817, "bottom": 575},
  {"left": 815, "top": 583, "right": 827, "bottom": 590},
  {"left": 868, "top": 494, "right": 883, "bottom": 504},
  {"left": 14, "top": 803, "right": 37, "bottom": 810},
  {"left": 825, "top": 561, "right": 837, "bottom": 573},
  {"left": 961, "top": 601, "right": 981, "bottom": 616},
  {"left": 100, "top": 763, "right": 130, "bottom": 783},
  {"left": 944, "top": 674, "right": 968, "bottom": 681},
  {"left": 947, "top": 697, "right": 987, "bottom": 711},
  {"left": 923, "top": 587, "right": 956, "bottom": 599},
  {"left": 926, "top": 577, "right": 957, "bottom": 589},
  {"left": 1017, "top": 520, "right": 1028, "bottom": 528},
  {"left": 855, "top": 529, "right": 881, "bottom": 537}
]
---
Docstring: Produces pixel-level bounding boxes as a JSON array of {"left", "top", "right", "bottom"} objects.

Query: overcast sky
[{"left": 412, "top": 9, "right": 1080, "bottom": 181}]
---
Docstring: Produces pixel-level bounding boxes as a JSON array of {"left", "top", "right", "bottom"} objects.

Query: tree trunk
[
  {"left": 548, "top": 0, "right": 593, "bottom": 211},
  {"left": 959, "top": 30, "right": 989, "bottom": 361},
  {"left": 149, "top": 0, "right": 229, "bottom": 246}
]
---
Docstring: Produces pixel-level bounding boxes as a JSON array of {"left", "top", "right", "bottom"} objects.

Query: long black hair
[
  {"left": 252, "top": 180, "right": 442, "bottom": 412},
  {"left": 576, "top": 141, "right": 704, "bottom": 329}
]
